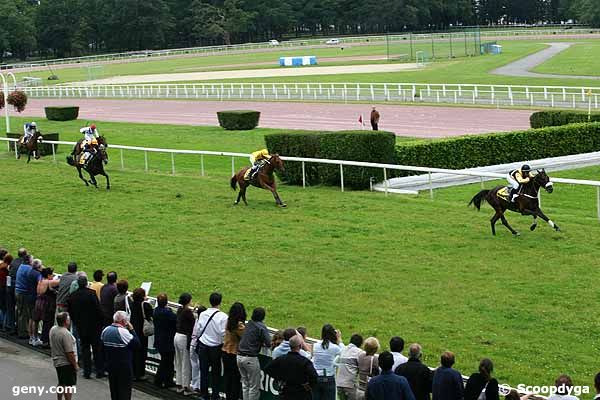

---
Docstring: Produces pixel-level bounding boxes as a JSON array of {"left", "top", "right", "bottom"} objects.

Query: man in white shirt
[
  {"left": 196, "top": 292, "right": 228, "bottom": 400},
  {"left": 337, "top": 334, "right": 365, "bottom": 400},
  {"left": 390, "top": 336, "right": 408, "bottom": 371}
]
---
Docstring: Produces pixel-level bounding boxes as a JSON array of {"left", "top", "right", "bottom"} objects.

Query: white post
[
  {"left": 597, "top": 187, "right": 600, "bottom": 222},
  {"left": 144, "top": 151, "right": 148, "bottom": 172},
  {"left": 480, "top": 176, "right": 484, "bottom": 189},
  {"left": 0, "top": 73, "right": 10, "bottom": 134},
  {"left": 302, "top": 161, "right": 306, "bottom": 189},
  {"left": 231, "top": 156, "right": 235, "bottom": 176},
  {"left": 340, "top": 164, "right": 344, "bottom": 192},
  {"left": 171, "top": 153, "right": 175, "bottom": 175},
  {"left": 52, "top": 143, "right": 56, "bottom": 163},
  {"left": 200, "top": 154, "right": 205, "bottom": 176},
  {"left": 428, "top": 172, "right": 433, "bottom": 199},
  {"left": 120, "top": 149, "right": 124, "bottom": 170},
  {"left": 383, "top": 168, "right": 388, "bottom": 197}
]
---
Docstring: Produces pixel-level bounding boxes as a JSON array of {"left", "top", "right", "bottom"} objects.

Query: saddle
[
  {"left": 244, "top": 161, "right": 266, "bottom": 181},
  {"left": 497, "top": 186, "right": 511, "bottom": 202}
]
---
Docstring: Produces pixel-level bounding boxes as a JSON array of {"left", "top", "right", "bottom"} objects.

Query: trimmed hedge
[
  {"left": 265, "top": 130, "right": 397, "bottom": 189},
  {"left": 45, "top": 106, "right": 79, "bottom": 121},
  {"left": 530, "top": 110, "right": 600, "bottom": 128},
  {"left": 396, "top": 123, "right": 600, "bottom": 172},
  {"left": 7, "top": 132, "right": 60, "bottom": 156},
  {"left": 217, "top": 110, "right": 260, "bottom": 130}
]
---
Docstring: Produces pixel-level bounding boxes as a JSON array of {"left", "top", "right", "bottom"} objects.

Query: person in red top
[{"left": 0, "top": 252, "right": 12, "bottom": 327}]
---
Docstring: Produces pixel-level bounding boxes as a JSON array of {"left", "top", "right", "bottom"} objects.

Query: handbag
[
  {"left": 477, "top": 381, "right": 489, "bottom": 400},
  {"left": 141, "top": 302, "right": 154, "bottom": 337}
]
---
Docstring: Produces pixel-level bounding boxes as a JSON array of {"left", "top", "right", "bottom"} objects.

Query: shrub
[
  {"left": 530, "top": 110, "right": 600, "bottom": 128},
  {"left": 45, "top": 106, "right": 79, "bottom": 121},
  {"left": 396, "top": 123, "right": 600, "bottom": 172},
  {"left": 217, "top": 110, "right": 260, "bottom": 130},
  {"left": 265, "top": 130, "right": 397, "bottom": 189},
  {"left": 6, "top": 132, "right": 60, "bottom": 156}
]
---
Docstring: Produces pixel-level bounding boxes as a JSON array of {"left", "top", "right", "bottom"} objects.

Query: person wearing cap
[
  {"left": 66, "top": 273, "right": 105, "bottom": 379},
  {"left": 22, "top": 122, "right": 38, "bottom": 144},
  {"left": 507, "top": 164, "right": 532, "bottom": 202},
  {"left": 79, "top": 124, "right": 100, "bottom": 166}
]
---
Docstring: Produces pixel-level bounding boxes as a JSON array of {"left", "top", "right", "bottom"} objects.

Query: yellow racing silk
[{"left": 251, "top": 149, "right": 271, "bottom": 161}]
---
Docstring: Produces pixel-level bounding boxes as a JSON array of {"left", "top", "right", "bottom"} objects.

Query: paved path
[
  {"left": 23, "top": 99, "right": 532, "bottom": 138},
  {"left": 0, "top": 337, "right": 159, "bottom": 400},
  {"left": 492, "top": 42, "right": 600, "bottom": 80}
]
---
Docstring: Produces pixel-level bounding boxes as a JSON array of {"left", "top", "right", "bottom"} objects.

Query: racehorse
[
  {"left": 71, "top": 135, "right": 107, "bottom": 157},
  {"left": 66, "top": 143, "right": 110, "bottom": 190},
  {"left": 230, "top": 154, "right": 286, "bottom": 207},
  {"left": 468, "top": 169, "right": 560, "bottom": 236},
  {"left": 17, "top": 131, "right": 43, "bottom": 163}
]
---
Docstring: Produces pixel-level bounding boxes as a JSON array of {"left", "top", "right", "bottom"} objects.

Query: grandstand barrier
[
  {"left": 1, "top": 28, "right": 599, "bottom": 71},
  {"left": 2, "top": 136, "right": 599, "bottom": 222},
  {"left": 279, "top": 56, "right": 317, "bottom": 67},
  {"left": 16, "top": 82, "right": 600, "bottom": 111}
]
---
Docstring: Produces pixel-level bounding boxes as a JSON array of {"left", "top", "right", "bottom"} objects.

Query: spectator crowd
[{"left": 1, "top": 246, "right": 599, "bottom": 400}]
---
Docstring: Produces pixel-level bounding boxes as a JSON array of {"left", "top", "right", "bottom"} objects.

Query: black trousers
[
  {"left": 133, "top": 335, "right": 148, "bottom": 379},
  {"left": 154, "top": 350, "right": 175, "bottom": 388},
  {"left": 371, "top": 122, "right": 378, "bottom": 131},
  {"left": 80, "top": 333, "right": 104, "bottom": 377},
  {"left": 222, "top": 351, "right": 241, "bottom": 400},
  {"left": 198, "top": 343, "right": 223, "bottom": 400},
  {"left": 108, "top": 366, "right": 133, "bottom": 400}
]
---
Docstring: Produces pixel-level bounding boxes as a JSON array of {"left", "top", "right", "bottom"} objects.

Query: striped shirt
[{"left": 101, "top": 323, "right": 140, "bottom": 371}]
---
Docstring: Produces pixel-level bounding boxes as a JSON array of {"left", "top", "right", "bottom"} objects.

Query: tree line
[{"left": 0, "top": 0, "right": 598, "bottom": 61}]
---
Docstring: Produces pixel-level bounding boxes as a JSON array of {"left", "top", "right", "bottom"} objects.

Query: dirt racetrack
[{"left": 23, "top": 99, "right": 532, "bottom": 138}]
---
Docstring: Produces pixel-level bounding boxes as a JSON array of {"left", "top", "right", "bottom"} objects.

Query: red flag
[{"left": 358, "top": 115, "right": 363, "bottom": 124}]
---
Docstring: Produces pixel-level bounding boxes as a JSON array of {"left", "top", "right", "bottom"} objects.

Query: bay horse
[
  {"left": 17, "top": 131, "right": 43, "bottom": 163},
  {"left": 469, "top": 169, "right": 560, "bottom": 236},
  {"left": 230, "top": 154, "right": 286, "bottom": 207},
  {"left": 71, "top": 135, "right": 107, "bottom": 157},
  {"left": 66, "top": 144, "right": 110, "bottom": 190}
]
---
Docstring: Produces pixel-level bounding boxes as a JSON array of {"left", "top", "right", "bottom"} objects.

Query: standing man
[
  {"left": 370, "top": 107, "right": 380, "bottom": 131},
  {"left": 337, "top": 334, "right": 365, "bottom": 400},
  {"left": 67, "top": 275, "right": 104, "bottom": 379},
  {"left": 432, "top": 352, "right": 463, "bottom": 400},
  {"left": 5, "top": 248, "right": 27, "bottom": 335},
  {"left": 264, "top": 335, "right": 317, "bottom": 400},
  {"left": 196, "top": 292, "right": 228, "bottom": 400},
  {"left": 237, "top": 307, "right": 272, "bottom": 400},
  {"left": 15, "top": 254, "right": 35, "bottom": 340},
  {"left": 99, "top": 272, "right": 118, "bottom": 327},
  {"left": 56, "top": 262, "right": 78, "bottom": 314},
  {"left": 395, "top": 344, "right": 433, "bottom": 400},
  {"left": 366, "top": 351, "right": 415, "bottom": 400},
  {"left": 102, "top": 311, "right": 140, "bottom": 400},
  {"left": 152, "top": 293, "right": 177, "bottom": 389},
  {"left": 50, "top": 312, "right": 78, "bottom": 400}
]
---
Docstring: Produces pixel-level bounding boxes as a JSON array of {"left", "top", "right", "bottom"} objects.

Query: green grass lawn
[
  {"left": 533, "top": 41, "right": 600, "bottom": 77},
  {"left": 1, "top": 117, "right": 600, "bottom": 389},
  {"left": 15, "top": 40, "right": 600, "bottom": 89}
]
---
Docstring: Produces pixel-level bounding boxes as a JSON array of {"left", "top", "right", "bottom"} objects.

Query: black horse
[
  {"left": 469, "top": 169, "right": 560, "bottom": 236},
  {"left": 66, "top": 144, "right": 110, "bottom": 190}
]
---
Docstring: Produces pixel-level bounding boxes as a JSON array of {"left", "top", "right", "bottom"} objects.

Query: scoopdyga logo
[{"left": 498, "top": 384, "right": 512, "bottom": 396}]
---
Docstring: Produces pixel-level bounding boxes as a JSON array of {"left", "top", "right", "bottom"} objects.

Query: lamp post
[{"left": 0, "top": 71, "right": 17, "bottom": 134}]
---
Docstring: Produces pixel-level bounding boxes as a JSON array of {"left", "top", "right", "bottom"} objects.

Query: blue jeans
[{"left": 314, "top": 375, "right": 336, "bottom": 400}]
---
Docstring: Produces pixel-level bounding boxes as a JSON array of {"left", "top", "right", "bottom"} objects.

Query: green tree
[
  {"left": 572, "top": 0, "right": 600, "bottom": 27},
  {"left": 0, "top": 0, "right": 37, "bottom": 60}
]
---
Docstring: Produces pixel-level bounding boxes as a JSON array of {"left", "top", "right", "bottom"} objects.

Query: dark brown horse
[
  {"left": 230, "top": 154, "right": 286, "bottom": 207},
  {"left": 66, "top": 143, "right": 110, "bottom": 190},
  {"left": 469, "top": 169, "right": 560, "bottom": 236},
  {"left": 17, "top": 131, "right": 43, "bottom": 163},
  {"left": 71, "top": 135, "right": 107, "bottom": 157}
]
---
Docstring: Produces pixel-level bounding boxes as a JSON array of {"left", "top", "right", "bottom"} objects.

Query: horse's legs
[
  {"left": 490, "top": 210, "right": 502, "bottom": 236},
  {"left": 234, "top": 184, "right": 243, "bottom": 205},
  {"left": 530, "top": 215, "right": 538, "bottom": 231},
  {"left": 77, "top": 168, "right": 89, "bottom": 186},
  {"left": 241, "top": 186, "right": 248, "bottom": 206},
  {"left": 27, "top": 150, "right": 31, "bottom": 164},
  {"left": 88, "top": 173, "right": 98, "bottom": 188},
  {"left": 101, "top": 172, "right": 110, "bottom": 190},
  {"left": 260, "top": 182, "right": 286, "bottom": 207},
  {"left": 500, "top": 214, "right": 520, "bottom": 236},
  {"left": 535, "top": 209, "right": 560, "bottom": 232}
]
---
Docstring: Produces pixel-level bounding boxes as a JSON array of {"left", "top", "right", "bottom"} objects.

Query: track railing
[
  {"left": 2, "top": 136, "right": 599, "bottom": 222},
  {"left": 19, "top": 82, "right": 600, "bottom": 110}
]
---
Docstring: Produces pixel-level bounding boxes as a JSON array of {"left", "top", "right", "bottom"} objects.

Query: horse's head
[
  {"left": 98, "top": 144, "right": 109, "bottom": 165},
  {"left": 97, "top": 136, "right": 108, "bottom": 147},
  {"left": 270, "top": 154, "right": 285, "bottom": 173},
  {"left": 533, "top": 169, "right": 553, "bottom": 193},
  {"left": 35, "top": 131, "right": 43, "bottom": 143}
]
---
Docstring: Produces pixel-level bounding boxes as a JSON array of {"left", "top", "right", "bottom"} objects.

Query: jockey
[
  {"left": 507, "top": 164, "right": 532, "bottom": 202},
  {"left": 79, "top": 124, "right": 100, "bottom": 165},
  {"left": 249, "top": 148, "right": 271, "bottom": 179},
  {"left": 22, "top": 122, "right": 37, "bottom": 144}
]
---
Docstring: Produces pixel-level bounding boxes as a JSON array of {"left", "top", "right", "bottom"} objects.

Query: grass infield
[
  {"left": 533, "top": 41, "right": 600, "bottom": 77},
  {"left": 1, "top": 117, "right": 599, "bottom": 387}
]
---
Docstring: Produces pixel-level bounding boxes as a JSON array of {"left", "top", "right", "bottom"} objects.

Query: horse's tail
[
  {"left": 66, "top": 155, "right": 75, "bottom": 166},
  {"left": 230, "top": 175, "right": 237, "bottom": 191},
  {"left": 468, "top": 190, "right": 490, "bottom": 211}
]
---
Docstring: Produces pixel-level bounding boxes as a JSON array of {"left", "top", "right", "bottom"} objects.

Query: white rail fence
[
  {"left": 2, "top": 28, "right": 599, "bottom": 71},
  {"left": 18, "top": 82, "right": 600, "bottom": 110},
  {"left": 2, "top": 137, "right": 599, "bottom": 221}
]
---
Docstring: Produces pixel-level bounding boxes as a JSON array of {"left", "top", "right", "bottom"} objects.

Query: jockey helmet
[
  {"left": 521, "top": 164, "right": 531, "bottom": 172},
  {"left": 30, "top": 122, "right": 37, "bottom": 127},
  {"left": 90, "top": 124, "right": 96, "bottom": 130}
]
